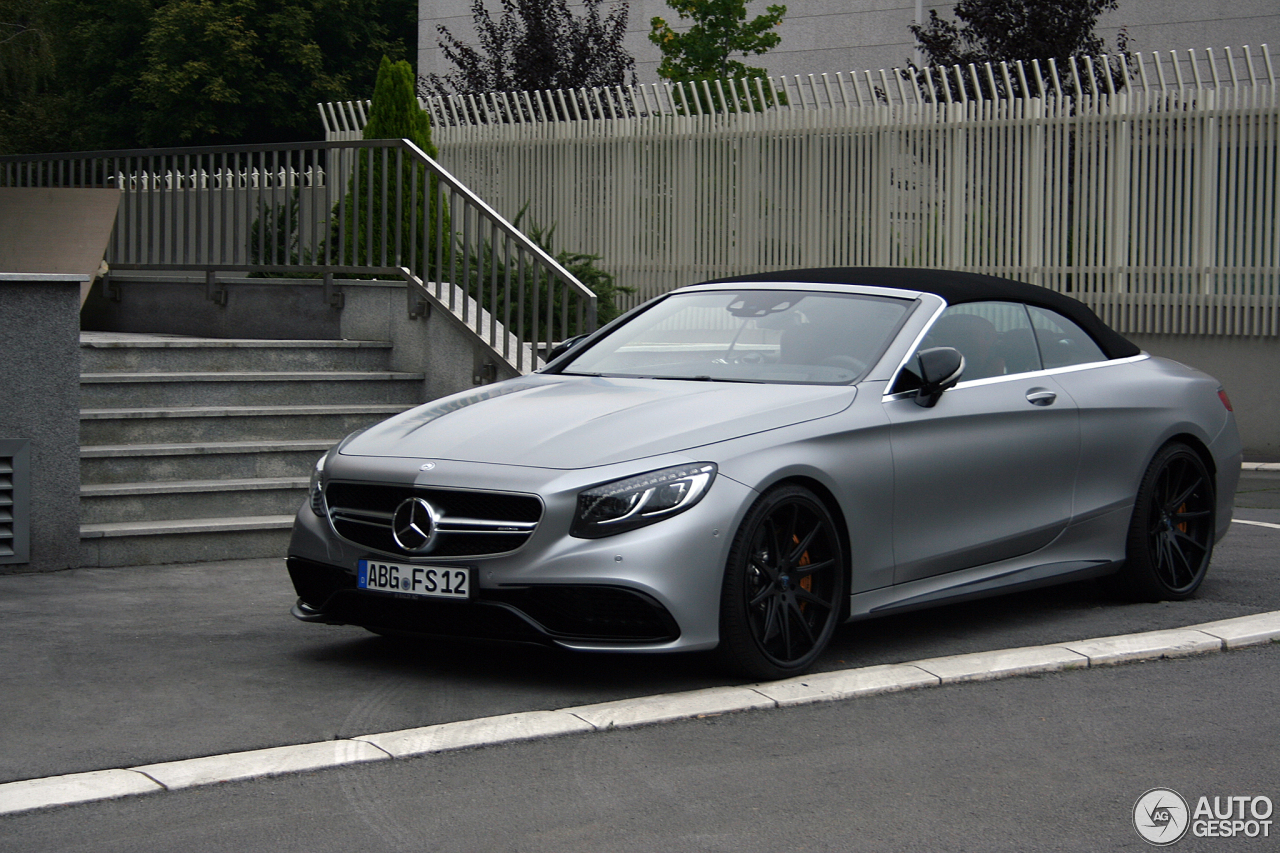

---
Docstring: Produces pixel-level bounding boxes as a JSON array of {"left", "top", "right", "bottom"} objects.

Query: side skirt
[{"left": 845, "top": 558, "right": 1121, "bottom": 621}]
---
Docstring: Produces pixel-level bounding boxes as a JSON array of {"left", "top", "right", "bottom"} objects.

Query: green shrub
[{"left": 466, "top": 205, "right": 634, "bottom": 341}]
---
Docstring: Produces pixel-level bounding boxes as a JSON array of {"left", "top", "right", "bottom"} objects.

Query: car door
[{"left": 884, "top": 301, "right": 1080, "bottom": 584}]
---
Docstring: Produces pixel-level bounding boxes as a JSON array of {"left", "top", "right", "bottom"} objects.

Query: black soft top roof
[{"left": 699, "top": 267, "right": 1140, "bottom": 360}]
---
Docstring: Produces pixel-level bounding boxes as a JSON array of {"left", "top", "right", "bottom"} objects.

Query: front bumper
[
  {"left": 288, "top": 556, "right": 682, "bottom": 644},
  {"left": 286, "top": 453, "right": 758, "bottom": 652}
]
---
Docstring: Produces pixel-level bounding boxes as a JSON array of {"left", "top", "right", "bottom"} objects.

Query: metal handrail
[{"left": 0, "top": 139, "right": 596, "bottom": 372}]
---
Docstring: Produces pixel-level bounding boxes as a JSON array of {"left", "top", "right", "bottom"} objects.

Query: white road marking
[{"left": 1234, "top": 519, "right": 1280, "bottom": 530}]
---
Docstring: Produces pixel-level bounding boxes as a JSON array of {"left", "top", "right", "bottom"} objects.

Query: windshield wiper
[{"left": 652, "top": 375, "right": 765, "bottom": 384}]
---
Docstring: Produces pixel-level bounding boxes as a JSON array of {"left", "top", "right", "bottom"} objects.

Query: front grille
[{"left": 324, "top": 482, "right": 543, "bottom": 559}]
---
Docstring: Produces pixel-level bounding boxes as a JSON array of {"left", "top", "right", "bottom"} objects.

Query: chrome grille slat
[
  {"left": 329, "top": 512, "right": 391, "bottom": 529},
  {"left": 436, "top": 518, "right": 537, "bottom": 533},
  {"left": 324, "top": 482, "right": 542, "bottom": 558}
]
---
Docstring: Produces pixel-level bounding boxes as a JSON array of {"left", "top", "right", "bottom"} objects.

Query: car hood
[{"left": 340, "top": 374, "right": 857, "bottom": 469}]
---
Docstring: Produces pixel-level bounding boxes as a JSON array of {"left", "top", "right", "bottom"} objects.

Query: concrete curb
[{"left": 3, "top": 610, "right": 1278, "bottom": 817}]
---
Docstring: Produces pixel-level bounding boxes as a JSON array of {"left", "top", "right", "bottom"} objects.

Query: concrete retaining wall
[{"left": 0, "top": 275, "right": 86, "bottom": 573}]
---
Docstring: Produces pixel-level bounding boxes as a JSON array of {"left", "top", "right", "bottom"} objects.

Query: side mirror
[
  {"left": 914, "top": 347, "right": 965, "bottom": 408},
  {"left": 548, "top": 333, "right": 590, "bottom": 362}
]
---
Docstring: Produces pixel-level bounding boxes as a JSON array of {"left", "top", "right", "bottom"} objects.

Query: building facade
[{"left": 418, "top": 1, "right": 1280, "bottom": 86}]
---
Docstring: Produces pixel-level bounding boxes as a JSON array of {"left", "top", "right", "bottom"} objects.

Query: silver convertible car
[{"left": 287, "top": 268, "right": 1241, "bottom": 679}]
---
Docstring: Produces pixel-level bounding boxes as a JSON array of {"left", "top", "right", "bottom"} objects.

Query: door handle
[{"left": 1026, "top": 388, "right": 1057, "bottom": 406}]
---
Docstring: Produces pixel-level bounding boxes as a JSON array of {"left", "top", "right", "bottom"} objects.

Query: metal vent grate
[{"left": 0, "top": 440, "right": 31, "bottom": 565}]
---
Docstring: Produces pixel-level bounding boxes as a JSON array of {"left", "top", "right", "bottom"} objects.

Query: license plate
[{"left": 357, "top": 560, "right": 471, "bottom": 600}]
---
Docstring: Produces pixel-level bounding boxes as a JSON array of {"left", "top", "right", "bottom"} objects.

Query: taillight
[{"left": 1218, "top": 389, "right": 1234, "bottom": 412}]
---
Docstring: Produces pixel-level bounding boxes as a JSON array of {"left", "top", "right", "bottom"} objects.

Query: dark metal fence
[{"left": 0, "top": 139, "right": 596, "bottom": 371}]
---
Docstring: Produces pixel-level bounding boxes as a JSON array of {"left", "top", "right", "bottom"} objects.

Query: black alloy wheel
[
  {"left": 1115, "top": 442, "right": 1216, "bottom": 601},
  {"left": 718, "top": 485, "right": 845, "bottom": 679}
]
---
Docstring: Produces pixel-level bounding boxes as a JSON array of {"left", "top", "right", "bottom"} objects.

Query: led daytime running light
[{"left": 573, "top": 463, "right": 717, "bottom": 538}]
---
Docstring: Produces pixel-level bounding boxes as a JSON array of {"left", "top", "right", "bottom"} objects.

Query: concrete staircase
[{"left": 79, "top": 333, "right": 425, "bottom": 567}]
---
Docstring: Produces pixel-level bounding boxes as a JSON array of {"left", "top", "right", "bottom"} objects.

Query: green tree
[
  {"left": 333, "top": 56, "right": 449, "bottom": 279},
  {"left": 137, "top": 0, "right": 388, "bottom": 145},
  {"left": 0, "top": 0, "right": 154, "bottom": 153},
  {"left": 0, "top": 0, "right": 53, "bottom": 98},
  {"left": 910, "top": 0, "right": 1130, "bottom": 100},
  {"left": 424, "top": 0, "right": 635, "bottom": 98},
  {"left": 649, "top": 0, "right": 785, "bottom": 83},
  {"left": 1, "top": 0, "right": 417, "bottom": 154},
  {"left": 911, "top": 0, "right": 1126, "bottom": 70}
]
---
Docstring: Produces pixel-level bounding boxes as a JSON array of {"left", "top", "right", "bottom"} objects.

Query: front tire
[
  {"left": 717, "top": 486, "right": 845, "bottom": 680},
  {"left": 1113, "top": 442, "right": 1216, "bottom": 601}
]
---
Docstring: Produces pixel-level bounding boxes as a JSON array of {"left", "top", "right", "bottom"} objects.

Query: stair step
[
  {"left": 80, "top": 404, "right": 408, "bottom": 444},
  {"left": 75, "top": 332, "right": 422, "bottom": 568},
  {"left": 81, "top": 440, "right": 334, "bottom": 484},
  {"left": 81, "top": 371, "right": 425, "bottom": 407},
  {"left": 81, "top": 334, "right": 394, "bottom": 373},
  {"left": 80, "top": 477, "right": 308, "bottom": 524},
  {"left": 79, "top": 515, "right": 295, "bottom": 568}
]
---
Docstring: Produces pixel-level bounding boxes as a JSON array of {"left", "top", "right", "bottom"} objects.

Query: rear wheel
[
  {"left": 1112, "top": 442, "right": 1216, "bottom": 601},
  {"left": 717, "top": 486, "right": 845, "bottom": 680}
]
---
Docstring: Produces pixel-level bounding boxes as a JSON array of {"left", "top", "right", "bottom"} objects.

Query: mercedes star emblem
[{"left": 391, "top": 497, "right": 440, "bottom": 553}]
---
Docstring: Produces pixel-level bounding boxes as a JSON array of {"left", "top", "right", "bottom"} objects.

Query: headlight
[
  {"left": 572, "top": 463, "right": 717, "bottom": 539},
  {"left": 308, "top": 454, "right": 327, "bottom": 517}
]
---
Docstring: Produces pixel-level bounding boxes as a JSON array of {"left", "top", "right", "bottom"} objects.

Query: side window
[
  {"left": 1027, "top": 306, "right": 1107, "bottom": 369},
  {"left": 891, "top": 301, "right": 1042, "bottom": 394},
  {"left": 921, "top": 301, "right": 1042, "bottom": 381}
]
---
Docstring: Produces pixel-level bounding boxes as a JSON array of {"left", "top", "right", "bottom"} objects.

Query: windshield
[{"left": 559, "top": 289, "right": 911, "bottom": 385}]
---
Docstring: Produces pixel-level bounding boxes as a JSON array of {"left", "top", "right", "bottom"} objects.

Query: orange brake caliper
[{"left": 793, "top": 535, "right": 813, "bottom": 607}]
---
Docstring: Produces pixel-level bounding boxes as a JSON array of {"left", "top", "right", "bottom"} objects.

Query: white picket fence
[{"left": 323, "top": 46, "right": 1280, "bottom": 335}]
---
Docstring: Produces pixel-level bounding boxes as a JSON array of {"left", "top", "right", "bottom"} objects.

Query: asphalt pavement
[
  {"left": 0, "top": 472, "right": 1277, "bottom": 848},
  {"left": 5, "top": 644, "right": 1279, "bottom": 852}
]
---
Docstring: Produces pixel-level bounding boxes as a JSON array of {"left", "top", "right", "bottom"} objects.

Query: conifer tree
[{"left": 336, "top": 56, "right": 449, "bottom": 279}]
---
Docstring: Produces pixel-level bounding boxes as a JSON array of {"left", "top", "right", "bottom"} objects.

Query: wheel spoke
[
  {"left": 785, "top": 597, "right": 817, "bottom": 647},
  {"left": 758, "top": 594, "right": 781, "bottom": 643},
  {"left": 794, "top": 586, "right": 832, "bottom": 609},
  {"left": 765, "top": 518, "right": 785, "bottom": 575},
  {"left": 1157, "top": 526, "right": 1201, "bottom": 589},
  {"left": 1172, "top": 508, "right": 1211, "bottom": 523},
  {"left": 749, "top": 554, "right": 779, "bottom": 583},
  {"left": 1165, "top": 476, "right": 1205, "bottom": 513},
  {"left": 791, "top": 557, "right": 833, "bottom": 578},
  {"left": 1171, "top": 527, "right": 1206, "bottom": 551},
  {"left": 778, "top": 597, "right": 793, "bottom": 658},
  {"left": 748, "top": 582, "right": 777, "bottom": 609},
  {"left": 1157, "top": 535, "right": 1180, "bottom": 584},
  {"left": 785, "top": 522, "right": 820, "bottom": 568}
]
